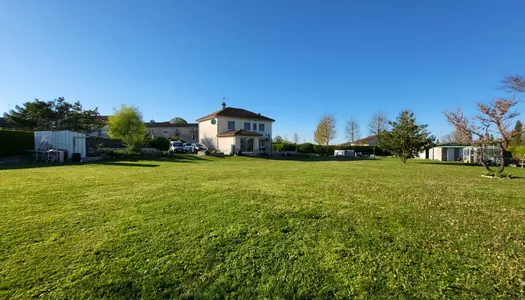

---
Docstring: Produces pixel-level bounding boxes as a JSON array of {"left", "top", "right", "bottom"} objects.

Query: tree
[
  {"left": 345, "top": 118, "right": 360, "bottom": 142},
  {"left": 501, "top": 74, "right": 525, "bottom": 92},
  {"left": 3, "top": 97, "right": 103, "bottom": 132},
  {"left": 512, "top": 120, "right": 523, "bottom": 145},
  {"left": 440, "top": 130, "right": 471, "bottom": 145},
  {"left": 107, "top": 105, "right": 148, "bottom": 151},
  {"left": 273, "top": 135, "right": 283, "bottom": 143},
  {"left": 368, "top": 112, "right": 388, "bottom": 137},
  {"left": 169, "top": 117, "right": 188, "bottom": 124},
  {"left": 150, "top": 136, "right": 170, "bottom": 151},
  {"left": 314, "top": 115, "right": 336, "bottom": 146},
  {"left": 378, "top": 110, "right": 434, "bottom": 163},
  {"left": 444, "top": 97, "right": 520, "bottom": 175},
  {"left": 292, "top": 132, "right": 300, "bottom": 144}
]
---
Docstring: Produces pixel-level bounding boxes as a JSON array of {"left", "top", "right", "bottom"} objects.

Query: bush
[
  {"left": 150, "top": 137, "right": 170, "bottom": 151},
  {"left": 0, "top": 130, "right": 34, "bottom": 157},
  {"left": 298, "top": 143, "right": 314, "bottom": 154},
  {"left": 272, "top": 142, "right": 297, "bottom": 152}
]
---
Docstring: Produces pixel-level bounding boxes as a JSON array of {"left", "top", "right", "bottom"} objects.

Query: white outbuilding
[{"left": 34, "top": 131, "right": 86, "bottom": 159}]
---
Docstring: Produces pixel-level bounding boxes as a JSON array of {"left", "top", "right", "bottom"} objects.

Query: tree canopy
[
  {"left": 273, "top": 135, "right": 283, "bottom": 143},
  {"left": 379, "top": 110, "right": 434, "bottom": 163},
  {"left": 169, "top": 117, "right": 188, "bottom": 124},
  {"left": 107, "top": 105, "right": 148, "bottom": 150},
  {"left": 3, "top": 97, "right": 103, "bottom": 132},
  {"left": 314, "top": 115, "right": 336, "bottom": 146}
]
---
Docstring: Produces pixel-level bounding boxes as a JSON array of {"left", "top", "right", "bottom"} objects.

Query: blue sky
[{"left": 1, "top": 0, "right": 524, "bottom": 143}]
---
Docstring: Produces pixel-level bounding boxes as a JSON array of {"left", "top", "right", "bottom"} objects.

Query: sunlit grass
[{"left": 1, "top": 156, "right": 524, "bottom": 298}]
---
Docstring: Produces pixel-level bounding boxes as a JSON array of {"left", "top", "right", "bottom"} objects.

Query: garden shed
[{"left": 34, "top": 131, "right": 86, "bottom": 159}]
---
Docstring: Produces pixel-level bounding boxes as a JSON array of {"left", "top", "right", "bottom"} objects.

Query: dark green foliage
[
  {"left": 3, "top": 97, "right": 103, "bottom": 132},
  {"left": 379, "top": 110, "right": 435, "bottom": 163},
  {"left": 150, "top": 137, "right": 170, "bottom": 151},
  {"left": 272, "top": 142, "right": 297, "bottom": 152},
  {"left": 298, "top": 143, "right": 314, "bottom": 154},
  {"left": 169, "top": 117, "right": 188, "bottom": 124},
  {"left": 0, "top": 130, "right": 34, "bottom": 157},
  {"left": 273, "top": 135, "right": 283, "bottom": 143}
]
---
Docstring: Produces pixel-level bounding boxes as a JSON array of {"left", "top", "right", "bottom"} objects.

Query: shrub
[
  {"left": 272, "top": 142, "right": 297, "bottom": 152},
  {"left": 298, "top": 143, "right": 314, "bottom": 154},
  {"left": 150, "top": 137, "right": 170, "bottom": 151},
  {"left": 0, "top": 130, "right": 34, "bottom": 157}
]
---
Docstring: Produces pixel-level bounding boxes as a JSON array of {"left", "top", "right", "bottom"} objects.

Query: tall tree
[
  {"left": 345, "top": 118, "right": 360, "bottom": 142},
  {"left": 169, "top": 117, "right": 188, "bottom": 124},
  {"left": 314, "top": 115, "right": 336, "bottom": 146},
  {"left": 444, "top": 97, "right": 520, "bottom": 175},
  {"left": 513, "top": 120, "right": 523, "bottom": 145},
  {"left": 273, "top": 135, "right": 283, "bottom": 143},
  {"left": 378, "top": 110, "right": 434, "bottom": 163},
  {"left": 368, "top": 112, "right": 388, "bottom": 137},
  {"left": 3, "top": 97, "right": 103, "bottom": 132},
  {"left": 292, "top": 132, "right": 300, "bottom": 144},
  {"left": 107, "top": 105, "right": 148, "bottom": 151}
]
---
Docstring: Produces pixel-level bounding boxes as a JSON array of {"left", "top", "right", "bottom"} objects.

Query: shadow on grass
[
  {"left": 249, "top": 155, "right": 380, "bottom": 162},
  {"left": 0, "top": 154, "right": 208, "bottom": 170}
]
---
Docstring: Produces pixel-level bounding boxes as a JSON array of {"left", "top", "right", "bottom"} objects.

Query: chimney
[{"left": 221, "top": 101, "right": 226, "bottom": 110}]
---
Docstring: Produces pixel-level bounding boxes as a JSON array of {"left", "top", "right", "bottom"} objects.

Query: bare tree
[
  {"left": 440, "top": 130, "right": 471, "bottom": 145},
  {"left": 292, "top": 132, "right": 300, "bottom": 144},
  {"left": 502, "top": 74, "right": 525, "bottom": 92},
  {"left": 368, "top": 112, "right": 388, "bottom": 137},
  {"left": 444, "top": 96, "right": 521, "bottom": 175},
  {"left": 314, "top": 115, "right": 336, "bottom": 146},
  {"left": 345, "top": 118, "right": 360, "bottom": 142}
]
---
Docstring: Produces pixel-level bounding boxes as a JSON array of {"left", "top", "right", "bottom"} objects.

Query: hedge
[
  {"left": 271, "top": 142, "right": 389, "bottom": 156},
  {"left": 0, "top": 130, "right": 34, "bottom": 157}
]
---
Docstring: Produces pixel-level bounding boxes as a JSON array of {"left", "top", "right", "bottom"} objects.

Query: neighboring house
[
  {"left": 196, "top": 102, "right": 275, "bottom": 155},
  {"left": 417, "top": 145, "right": 466, "bottom": 161},
  {"left": 87, "top": 116, "right": 110, "bottom": 138},
  {"left": 145, "top": 121, "right": 198, "bottom": 141},
  {"left": 340, "top": 135, "right": 379, "bottom": 146}
]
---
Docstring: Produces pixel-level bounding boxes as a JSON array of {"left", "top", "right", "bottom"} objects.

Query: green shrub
[
  {"left": 298, "top": 143, "right": 314, "bottom": 154},
  {"left": 272, "top": 142, "right": 297, "bottom": 152},
  {"left": 150, "top": 137, "right": 170, "bottom": 151},
  {"left": 0, "top": 130, "right": 34, "bottom": 157}
]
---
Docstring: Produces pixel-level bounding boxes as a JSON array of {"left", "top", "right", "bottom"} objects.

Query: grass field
[{"left": 1, "top": 156, "right": 525, "bottom": 298}]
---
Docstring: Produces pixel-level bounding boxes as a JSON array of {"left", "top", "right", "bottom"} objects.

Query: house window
[
  {"left": 258, "top": 124, "right": 265, "bottom": 131},
  {"left": 244, "top": 122, "right": 251, "bottom": 130},
  {"left": 228, "top": 121, "right": 235, "bottom": 130},
  {"left": 240, "top": 138, "right": 254, "bottom": 152},
  {"left": 253, "top": 123, "right": 256, "bottom": 131}
]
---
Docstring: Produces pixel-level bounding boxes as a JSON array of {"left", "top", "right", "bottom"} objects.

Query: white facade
[
  {"left": 198, "top": 116, "right": 273, "bottom": 154},
  {"left": 418, "top": 147, "right": 464, "bottom": 161},
  {"left": 34, "top": 131, "right": 87, "bottom": 159}
]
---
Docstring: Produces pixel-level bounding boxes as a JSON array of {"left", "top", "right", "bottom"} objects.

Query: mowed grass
[{"left": 1, "top": 156, "right": 525, "bottom": 299}]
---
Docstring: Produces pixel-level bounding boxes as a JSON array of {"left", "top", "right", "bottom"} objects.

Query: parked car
[
  {"left": 194, "top": 143, "right": 208, "bottom": 152},
  {"left": 183, "top": 143, "right": 195, "bottom": 153},
  {"left": 170, "top": 141, "right": 185, "bottom": 153}
]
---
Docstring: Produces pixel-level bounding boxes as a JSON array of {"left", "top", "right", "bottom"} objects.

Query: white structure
[
  {"left": 418, "top": 146, "right": 465, "bottom": 161},
  {"left": 34, "top": 131, "right": 86, "bottom": 159},
  {"left": 196, "top": 102, "right": 274, "bottom": 155},
  {"left": 463, "top": 146, "right": 507, "bottom": 164},
  {"left": 334, "top": 150, "right": 355, "bottom": 157}
]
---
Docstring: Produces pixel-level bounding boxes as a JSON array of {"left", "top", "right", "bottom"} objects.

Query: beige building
[{"left": 196, "top": 102, "right": 275, "bottom": 155}]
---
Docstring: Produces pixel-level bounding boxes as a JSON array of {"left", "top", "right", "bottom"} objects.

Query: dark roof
[
  {"left": 145, "top": 122, "right": 198, "bottom": 128},
  {"left": 196, "top": 107, "right": 275, "bottom": 122},
  {"left": 217, "top": 129, "right": 262, "bottom": 137}
]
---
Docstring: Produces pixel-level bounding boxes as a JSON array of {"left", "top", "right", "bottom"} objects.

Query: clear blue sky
[{"left": 1, "top": 0, "right": 524, "bottom": 143}]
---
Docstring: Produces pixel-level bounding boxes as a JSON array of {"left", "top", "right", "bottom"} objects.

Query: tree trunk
[
  {"left": 497, "top": 144, "right": 505, "bottom": 174},
  {"left": 478, "top": 146, "right": 493, "bottom": 172},
  {"left": 401, "top": 157, "right": 407, "bottom": 163}
]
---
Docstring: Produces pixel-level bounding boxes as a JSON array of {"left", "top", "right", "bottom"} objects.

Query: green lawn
[{"left": 1, "top": 156, "right": 525, "bottom": 298}]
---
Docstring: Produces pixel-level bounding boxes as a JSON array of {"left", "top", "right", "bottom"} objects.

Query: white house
[{"left": 196, "top": 102, "right": 275, "bottom": 155}]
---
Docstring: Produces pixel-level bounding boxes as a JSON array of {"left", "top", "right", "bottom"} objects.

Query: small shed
[
  {"left": 418, "top": 145, "right": 465, "bottom": 161},
  {"left": 34, "top": 131, "right": 86, "bottom": 159}
]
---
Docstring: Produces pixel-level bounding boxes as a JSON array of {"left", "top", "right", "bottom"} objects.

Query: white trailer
[{"left": 34, "top": 131, "right": 86, "bottom": 159}]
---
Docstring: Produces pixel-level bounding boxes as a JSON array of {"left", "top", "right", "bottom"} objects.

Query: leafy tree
[
  {"left": 107, "top": 105, "right": 147, "bottom": 151},
  {"left": 314, "top": 115, "right": 336, "bottom": 146},
  {"left": 512, "top": 120, "right": 523, "bottom": 145},
  {"left": 368, "top": 112, "right": 388, "bottom": 137},
  {"left": 3, "top": 97, "right": 103, "bottom": 132},
  {"left": 379, "top": 110, "right": 435, "bottom": 163},
  {"left": 273, "top": 135, "right": 283, "bottom": 143},
  {"left": 345, "top": 118, "right": 360, "bottom": 142},
  {"left": 169, "top": 117, "right": 188, "bottom": 124},
  {"left": 444, "top": 97, "right": 520, "bottom": 175}
]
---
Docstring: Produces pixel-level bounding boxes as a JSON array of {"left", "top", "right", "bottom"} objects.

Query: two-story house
[{"left": 196, "top": 102, "right": 275, "bottom": 155}]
